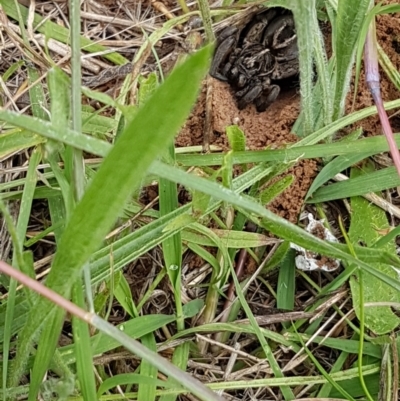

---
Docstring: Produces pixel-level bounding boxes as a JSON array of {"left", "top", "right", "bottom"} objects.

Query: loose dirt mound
[{"left": 178, "top": 76, "right": 318, "bottom": 223}]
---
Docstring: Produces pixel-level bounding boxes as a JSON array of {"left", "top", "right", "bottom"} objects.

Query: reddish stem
[{"left": 364, "top": 15, "right": 400, "bottom": 177}]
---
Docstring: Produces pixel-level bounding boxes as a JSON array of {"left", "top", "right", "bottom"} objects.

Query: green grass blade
[
  {"left": 2, "top": 148, "right": 40, "bottom": 399},
  {"left": 292, "top": 0, "right": 316, "bottom": 134},
  {"left": 308, "top": 166, "right": 400, "bottom": 203},
  {"left": 333, "top": 0, "right": 371, "bottom": 119},
  {"left": 138, "top": 333, "right": 158, "bottom": 401},
  {"left": 176, "top": 132, "right": 400, "bottom": 167},
  {"left": 27, "top": 308, "right": 65, "bottom": 400},
  {"left": 0, "top": 130, "right": 46, "bottom": 158},
  {"left": 97, "top": 373, "right": 176, "bottom": 397},
  {"left": 59, "top": 314, "right": 176, "bottom": 365},
  {"left": 160, "top": 342, "right": 190, "bottom": 401},
  {"left": 71, "top": 277, "right": 98, "bottom": 401},
  {"left": 277, "top": 248, "right": 296, "bottom": 313},
  {"left": 150, "top": 161, "right": 400, "bottom": 289},
  {"left": 9, "top": 45, "right": 211, "bottom": 387}
]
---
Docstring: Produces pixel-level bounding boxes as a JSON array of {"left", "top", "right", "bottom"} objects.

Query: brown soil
[
  {"left": 178, "top": 72, "right": 318, "bottom": 223},
  {"left": 178, "top": 6, "right": 400, "bottom": 223}
]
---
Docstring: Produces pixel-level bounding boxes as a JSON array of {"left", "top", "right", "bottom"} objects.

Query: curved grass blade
[
  {"left": 150, "top": 161, "right": 400, "bottom": 290},
  {"left": 9, "top": 45, "right": 211, "bottom": 388}
]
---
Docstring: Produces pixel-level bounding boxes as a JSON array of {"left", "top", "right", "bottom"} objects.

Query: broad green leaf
[
  {"left": 183, "top": 299, "right": 204, "bottom": 318},
  {"left": 9, "top": 45, "right": 211, "bottom": 387},
  {"left": 226, "top": 125, "right": 246, "bottom": 152},
  {"left": 348, "top": 162, "right": 400, "bottom": 334}
]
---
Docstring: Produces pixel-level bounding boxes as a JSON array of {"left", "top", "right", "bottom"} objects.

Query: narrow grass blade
[
  {"left": 2, "top": 148, "right": 40, "bottom": 398},
  {"left": 59, "top": 314, "right": 176, "bottom": 366},
  {"left": 277, "top": 248, "right": 296, "bottom": 313},
  {"left": 150, "top": 161, "right": 400, "bottom": 289},
  {"left": 138, "top": 333, "right": 158, "bottom": 401},
  {"left": 160, "top": 342, "right": 190, "bottom": 401},
  {"left": 291, "top": 0, "right": 316, "bottom": 134},
  {"left": 176, "top": 132, "right": 400, "bottom": 167},
  {"left": 333, "top": 0, "right": 371, "bottom": 119},
  {"left": 71, "top": 277, "right": 97, "bottom": 401},
  {"left": 97, "top": 374, "right": 176, "bottom": 397},
  {"left": 9, "top": 45, "right": 211, "bottom": 387},
  {"left": 308, "top": 166, "right": 400, "bottom": 203},
  {"left": 0, "top": 260, "right": 225, "bottom": 401}
]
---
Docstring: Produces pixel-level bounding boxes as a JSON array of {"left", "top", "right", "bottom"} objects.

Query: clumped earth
[
  {"left": 179, "top": 6, "right": 400, "bottom": 221},
  {"left": 178, "top": 80, "right": 318, "bottom": 222}
]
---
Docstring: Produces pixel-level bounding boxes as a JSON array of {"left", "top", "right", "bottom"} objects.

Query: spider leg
[
  {"left": 255, "top": 84, "right": 280, "bottom": 112},
  {"left": 237, "top": 84, "right": 263, "bottom": 110},
  {"left": 210, "top": 27, "right": 239, "bottom": 81}
]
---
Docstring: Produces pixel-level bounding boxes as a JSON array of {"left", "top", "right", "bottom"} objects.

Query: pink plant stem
[
  {"left": 364, "top": 15, "right": 400, "bottom": 177},
  {"left": 0, "top": 260, "right": 91, "bottom": 321},
  {"left": 0, "top": 260, "right": 225, "bottom": 401}
]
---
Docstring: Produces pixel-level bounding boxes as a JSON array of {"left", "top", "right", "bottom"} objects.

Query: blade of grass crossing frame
[
  {"left": 150, "top": 161, "right": 400, "bottom": 291},
  {"left": 138, "top": 333, "right": 158, "bottom": 401},
  {"left": 69, "top": 0, "right": 98, "bottom": 397},
  {"left": 9, "top": 45, "right": 211, "bottom": 388},
  {"left": 156, "top": 56, "right": 186, "bottom": 399},
  {"left": 2, "top": 149, "right": 40, "bottom": 397},
  {"left": 227, "top": 255, "right": 295, "bottom": 399}
]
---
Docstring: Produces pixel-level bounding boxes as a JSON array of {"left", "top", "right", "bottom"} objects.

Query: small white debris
[{"left": 291, "top": 214, "right": 341, "bottom": 272}]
